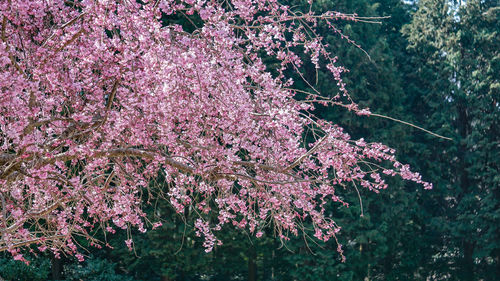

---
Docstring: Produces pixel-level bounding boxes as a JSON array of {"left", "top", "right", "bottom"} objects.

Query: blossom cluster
[{"left": 0, "top": 0, "right": 430, "bottom": 260}]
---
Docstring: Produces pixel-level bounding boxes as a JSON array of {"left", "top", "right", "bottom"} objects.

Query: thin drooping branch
[
  {"left": 0, "top": 193, "right": 6, "bottom": 228},
  {"left": 367, "top": 113, "right": 453, "bottom": 141},
  {"left": 1, "top": 198, "right": 73, "bottom": 234},
  {"left": 0, "top": 235, "right": 66, "bottom": 252}
]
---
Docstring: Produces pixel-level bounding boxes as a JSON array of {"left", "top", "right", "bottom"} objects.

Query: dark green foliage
[
  {"left": 402, "top": 1, "right": 499, "bottom": 279},
  {"left": 63, "top": 257, "right": 135, "bottom": 281},
  {"left": 0, "top": 255, "right": 51, "bottom": 281}
]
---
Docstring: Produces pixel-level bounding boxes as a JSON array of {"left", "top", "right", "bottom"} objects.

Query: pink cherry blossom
[{"left": 0, "top": 0, "right": 431, "bottom": 261}]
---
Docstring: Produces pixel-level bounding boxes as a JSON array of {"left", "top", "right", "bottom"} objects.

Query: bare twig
[{"left": 368, "top": 113, "right": 453, "bottom": 141}]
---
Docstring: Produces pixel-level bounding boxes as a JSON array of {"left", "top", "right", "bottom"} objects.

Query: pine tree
[{"left": 403, "top": 0, "right": 499, "bottom": 279}]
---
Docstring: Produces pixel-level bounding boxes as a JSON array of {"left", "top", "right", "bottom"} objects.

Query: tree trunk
[
  {"left": 462, "top": 241, "right": 474, "bottom": 281},
  {"left": 51, "top": 255, "right": 63, "bottom": 280},
  {"left": 496, "top": 249, "right": 500, "bottom": 279},
  {"left": 456, "top": 101, "right": 475, "bottom": 281},
  {"left": 248, "top": 245, "right": 257, "bottom": 281}
]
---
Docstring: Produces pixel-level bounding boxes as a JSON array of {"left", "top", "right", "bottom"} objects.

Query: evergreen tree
[{"left": 403, "top": 0, "right": 499, "bottom": 279}]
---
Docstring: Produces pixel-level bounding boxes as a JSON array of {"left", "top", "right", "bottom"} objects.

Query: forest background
[{"left": 0, "top": 0, "right": 498, "bottom": 280}]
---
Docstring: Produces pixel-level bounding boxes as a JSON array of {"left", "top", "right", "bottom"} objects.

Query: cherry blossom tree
[{"left": 0, "top": 0, "right": 431, "bottom": 262}]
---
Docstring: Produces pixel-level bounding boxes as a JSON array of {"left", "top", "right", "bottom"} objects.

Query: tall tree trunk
[
  {"left": 51, "top": 255, "right": 63, "bottom": 280},
  {"left": 462, "top": 241, "right": 475, "bottom": 281},
  {"left": 496, "top": 249, "right": 500, "bottom": 279},
  {"left": 457, "top": 104, "right": 474, "bottom": 281},
  {"left": 248, "top": 245, "right": 257, "bottom": 281}
]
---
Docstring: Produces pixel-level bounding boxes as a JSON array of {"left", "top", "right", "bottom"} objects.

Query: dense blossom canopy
[{"left": 0, "top": 0, "right": 430, "bottom": 261}]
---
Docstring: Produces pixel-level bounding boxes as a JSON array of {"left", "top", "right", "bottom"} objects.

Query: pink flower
[{"left": 125, "top": 239, "right": 133, "bottom": 251}]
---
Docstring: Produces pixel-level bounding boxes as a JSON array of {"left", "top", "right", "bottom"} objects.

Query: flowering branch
[{"left": 0, "top": 0, "right": 432, "bottom": 261}]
